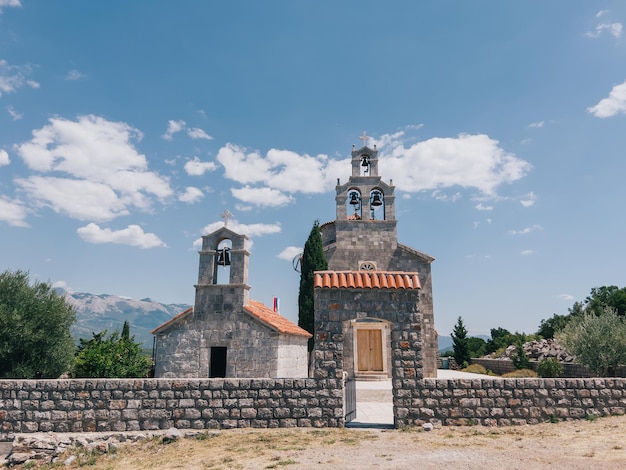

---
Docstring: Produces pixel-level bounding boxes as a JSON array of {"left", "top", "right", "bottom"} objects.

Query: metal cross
[
  {"left": 221, "top": 209, "right": 233, "bottom": 227},
  {"left": 359, "top": 131, "right": 369, "bottom": 147}
]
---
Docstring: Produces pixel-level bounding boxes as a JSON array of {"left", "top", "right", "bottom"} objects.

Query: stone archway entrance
[{"left": 313, "top": 270, "right": 425, "bottom": 428}]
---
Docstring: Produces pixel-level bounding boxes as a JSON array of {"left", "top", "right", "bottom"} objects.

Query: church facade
[
  {"left": 317, "top": 135, "right": 438, "bottom": 379},
  {"left": 151, "top": 225, "right": 311, "bottom": 379}
]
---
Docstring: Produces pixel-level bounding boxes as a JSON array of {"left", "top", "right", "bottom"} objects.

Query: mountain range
[{"left": 58, "top": 289, "right": 191, "bottom": 348}]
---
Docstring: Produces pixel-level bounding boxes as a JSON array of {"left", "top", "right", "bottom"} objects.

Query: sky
[{"left": 1, "top": 1, "right": 626, "bottom": 337}]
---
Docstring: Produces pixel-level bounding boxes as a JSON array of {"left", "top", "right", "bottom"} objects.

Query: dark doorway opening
[{"left": 209, "top": 347, "right": 227, "bottom": 378}]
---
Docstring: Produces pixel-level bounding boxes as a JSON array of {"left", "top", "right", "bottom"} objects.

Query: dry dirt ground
[{"left": 14, "top": 414, "right": 626, "bottom": 470}]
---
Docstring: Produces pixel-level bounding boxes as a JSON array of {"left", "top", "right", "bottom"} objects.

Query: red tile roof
[
  {"left": 151, "top": 301, "right": 311, "bottom": 338},
  {"left": 314, "top": 271, "right": 421, "bottom": 290},
  {"left": 151, "top": 307, "right": 193, "bottom": 335},
  {"left": 244, "top": 300, "right": 312, "bottom": 337}
]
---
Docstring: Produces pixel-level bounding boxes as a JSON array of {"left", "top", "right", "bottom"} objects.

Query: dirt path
[{"left": 24, "top": 414, "right": 626, "bottom": 469}]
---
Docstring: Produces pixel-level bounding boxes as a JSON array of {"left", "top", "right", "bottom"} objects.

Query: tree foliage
[
  {"left": 298, "top": 220, "right": 327, "bottom": 349},
  {"left": 0, "top": 269, "right": 76, "bottom": 378},
  {"left": 466, "top": 337, "right": 487, "bottom": 358},
  {"left": 486, "top": 327, "right": 538, "bottom": 355},
  {"left": 451, "top": 316, "right": 470, "bottom": 366},
  {"left": 537, "top": 313, "right": 571, "bottom": 339},
  {"left": 557, "top": 307, "right": 626, "bottom": 377},
  {"left": 73, "top": 321, "right": 151, "bottom": 378}
]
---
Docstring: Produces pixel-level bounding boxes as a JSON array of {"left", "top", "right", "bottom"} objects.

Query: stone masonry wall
[
  {"left": 395, "top": 377, "right": 626, "bottom": 427},
  {"left": 0, "top": 378, "right": 344, "bottom": 435}
]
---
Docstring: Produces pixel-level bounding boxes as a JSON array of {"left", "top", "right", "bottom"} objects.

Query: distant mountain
[
  {"left": 438, "top": 334, "right": 490, "bottom": 354},
  {"left": 57, "top": 289, "right": 191, "bottom": 348}
]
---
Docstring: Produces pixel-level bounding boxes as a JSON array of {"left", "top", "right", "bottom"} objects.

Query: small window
[{"left": 359, "top": 261, "right": 377, "bottom": 271}]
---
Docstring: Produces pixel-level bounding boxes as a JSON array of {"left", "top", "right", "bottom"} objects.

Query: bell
[
  {"left": 371, "top": 192, "right": 383, "bottom": 206},
  {"left": 360, "top": 155, "right": 369, "bottom": 167},
  {"left": 349, "top": 192, "right": 360, "bottom": 205},
  {"left": 216, "top": 247, "right": 231, "bottom": 266}
]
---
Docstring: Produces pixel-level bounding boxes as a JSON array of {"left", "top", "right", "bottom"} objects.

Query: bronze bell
[
  {"left": 216, "top": 247, "right": 231, "bottom": 266},
  {"left": 371, "top": 192, "right": 383, "bottom": 206},
  {"left": 349, "top": 192, "right": 360, "bottom": 205}
]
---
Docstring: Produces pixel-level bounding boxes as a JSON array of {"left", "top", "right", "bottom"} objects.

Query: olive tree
[
  {"left": 557, "top": 307, "right": 626, "bottom": 376},
  {"left": 0, "top": 269, "right": 76, "bottom": 378}
]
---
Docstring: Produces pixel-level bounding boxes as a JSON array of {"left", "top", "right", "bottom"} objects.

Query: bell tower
[{"left": 327, "top": 132, "right": 398, "bottom": 271}]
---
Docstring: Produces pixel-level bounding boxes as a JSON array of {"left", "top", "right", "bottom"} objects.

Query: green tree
[
  {"left": 512, "top": 338, "right": 531, "bottom": 370},
  {"left": 467, "top": 337, "right": 487, "bottom": 358},
  {"left": 537, "top": 313, "right": 571, "bottom": 339},
  {"left": 298, "top": 220, "right": 328, "bottom": 349},
  {"left": 0, "top": 269, "right": 76, "bottom": 378},
  {"left": 74, "top": 322, "right": 151, "bottom": 378},
  {"left": 557, "top": 307, "right": 626, "bottom": 377},
  {"left": 584, "top": 286, "right": 626, "bottom": 317},
  {"left": 485, "top": 327, "right": 512, "bottom": 354},
  {"left": 451, "top": 317, "right": 470, "bottom": 367}
]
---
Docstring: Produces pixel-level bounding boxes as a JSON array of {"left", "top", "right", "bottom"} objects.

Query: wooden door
[{"left": 357, "top": 329, "right": 383, "bottom": 372}]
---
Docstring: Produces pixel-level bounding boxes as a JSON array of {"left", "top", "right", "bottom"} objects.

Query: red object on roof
[
  {"left": 313, "top": 271, "right": 421, "bottom": 290},
  {"left": 244, "top": 300, "right": 312, "bottom": 337}
]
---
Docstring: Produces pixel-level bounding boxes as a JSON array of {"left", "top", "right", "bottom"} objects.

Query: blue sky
[{"left": 1, "top": 1, "right": 626, "bottom": 337}]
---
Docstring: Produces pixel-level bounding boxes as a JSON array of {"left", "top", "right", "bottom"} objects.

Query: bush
[
  {"left": 537, "top": 358, "right": 563, "bottom": 378},
  {"left": 512, "top": 340, "right": 531, "bottom": 370},
  {"left": 463, "top": 364, "right": 488, "bottom": 375},
  {"left": 557, "top": 307, "right": 626, "bottom": 377},
  {"left": 501, "top": 369, "right": 537, "bottom": 378}
]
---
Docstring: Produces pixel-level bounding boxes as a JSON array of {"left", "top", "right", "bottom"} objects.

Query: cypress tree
[
  {"left": 298, "top": 220, "right": 328, "bottom": 349},
  {"left": 451, "top": 316, "right": 470, "bottom": 368}
]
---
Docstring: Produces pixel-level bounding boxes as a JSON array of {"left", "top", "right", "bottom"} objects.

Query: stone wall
[
  {"left": 0, "top": 378, "right": 343, "bottom": 435},
  {"left": 471, "top": 359, "right": 626, "bottom": 378},
  {"left": 395, "top": 377, "right": 626, "bottom": 426}
]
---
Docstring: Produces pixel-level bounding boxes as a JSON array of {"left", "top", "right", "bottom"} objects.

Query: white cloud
[
  {"left": 0, "top": 59, "right": 36, "bottom": 96},
  {"left": 201, "top": 218, "right": 281, "bottom": 238},
  {"left": 77, "top": 223, "right": 166, "bottom": 248},
  {"left": 597, "top": 10, "right": 608, "bottom": 18},
  {"left": 187, "top": 127, "right": 213, "bottom": 140},
  {"left": 475, "top": 203, "right": 493, "bottom": 211},
  {"left": 231, "top": 186, "right": 294, "bottom": 207},
  {"left": 0, "top": 196, "right": 28, "bottom": 227},
  {"left": 557, "top": 293, "right": 574, "bottom": 301},
  {"left": 65, "top": 69, "right": 86, "bottom": 81},
  {"left": 520, "top": 249, "right": 535, "bottom": 256},
  {"left": 161, "top": 119, "right": 186, "bottom": 141},
  {"left": 380, "top": 133, "right": 531, "bottom": 196},
  {"left": 0, "top": 0, "right": 21, "bottom": 13},
  {"left": 51, "top": 280, "right": 71, "bottom": 290},
  {"left": 184, "top": 156, "right": 217, "bottom": 176},
  {"left": 520, "top": 191, "right": 537, "bottom": 207},
  {"left": 588, "top": 80, "right": 626, "bottom": 118},
  {"left": 216, "top": 131, "right": 529, "bottom": 208},
  {"left": 432, "top": 190, "right": 462, "bottom": 202},
  {"left": 6, "top": 105, "right": 22, "bottom": 120},
  {"left": 585, "top": 22, "right": 623, "bottom": 39},
  {"left": 0, "top": 149, "right": 9, "bottom": 165},
  {"left": 278, "top": 246, "right": 302, "bottom": 261},
  {"left": 508, "top": 224, "right": 542, "bottom": 235},
  {"left": 178, "top": 186, "right": 203, "bottom": 204},
  {"left": 15, "top": 115, "right": 172, "bottom": 221},
  {"left": 527, "top": 121, "right": 544, "bottom": 128}
]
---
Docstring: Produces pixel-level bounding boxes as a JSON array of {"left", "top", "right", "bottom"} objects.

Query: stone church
[
  {"left": 152, "top": 132, "right": 436, "bottom": 381},
  {"left": 315, "top": 134, "right": 438, "bottom": 379},
  {"left": 151, "top": 225, "right": 311, "bottom": 378}
]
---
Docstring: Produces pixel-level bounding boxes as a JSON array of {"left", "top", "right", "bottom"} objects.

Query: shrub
[
  {"left": 512, "top": 340, "right": 531, "bottom": 370},
  {"left": 463, "top": 364, "right": 488, "bottom": 375},
  {"left": 501, "top": 369, "right": 537, "bottom": 378},
  {"left": 537, "top": 358, "right": 563, "bottom": 378}
]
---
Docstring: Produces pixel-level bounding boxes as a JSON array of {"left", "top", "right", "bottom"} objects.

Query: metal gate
[{"left": 343, "top": 373, "right": 357, "bottom": 423}]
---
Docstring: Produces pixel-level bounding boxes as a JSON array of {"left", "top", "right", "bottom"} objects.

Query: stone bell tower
[{"left": 319, "top": 132, "right": 438, "bottom": 378}]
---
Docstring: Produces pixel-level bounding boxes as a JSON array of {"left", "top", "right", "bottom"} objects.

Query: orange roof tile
[
  {"left": 314, "top": 271, "right": 421, "bottom": 290},
  {"left": 244, "top": 300, "right": 312, "bottom": 337},
  {"left": 151, "top": 307, "right": 194, "bottom": 335}
]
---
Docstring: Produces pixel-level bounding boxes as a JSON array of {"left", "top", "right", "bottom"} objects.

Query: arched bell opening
[
  {"left": 369, "top": 189, "right": 385, "bottom": 221},
  {"left": 347, "top": 189, "right": 362, "bottom": 220},
  {"left": 359, "top": 153, "right": 371, "bottom": 176},
  {"left": 213, "top": 238, "right": 232, "bottom": 285}
]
